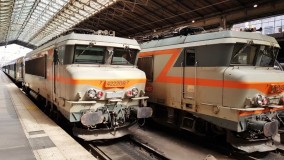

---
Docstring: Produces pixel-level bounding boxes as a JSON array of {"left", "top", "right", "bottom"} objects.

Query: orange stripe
[
  {"left": 140, "top": 49, "right": 284, "bottom": 94},
  {"left": 48, "top": 76, "right": 146, "bottom": 89},
  {"left": 140, "top": 49, "right": 182, "bottom": 83},
  {"left": 239, "top": 106, "right": 284, "bottom": 117}
]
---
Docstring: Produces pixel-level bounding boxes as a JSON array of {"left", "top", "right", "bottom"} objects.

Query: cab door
[
  {"left": 182, "top": 48, "right": 197, "bottom": 111},
  {"left": 53, "top": 46, "right": 66, "bottom": 106},
  {"left": 53, "top": 48, "right": 59, "bottom": 99}
]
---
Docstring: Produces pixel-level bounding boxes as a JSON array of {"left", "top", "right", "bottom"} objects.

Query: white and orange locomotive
[
  {"left": 138, "top": 28, "right": 284, "bottom": 152},
  {"left": 3, "top": 30, "right": 152, "bottom": 140}
]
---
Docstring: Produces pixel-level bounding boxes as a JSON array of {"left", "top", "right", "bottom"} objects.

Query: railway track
[{"left": 87, "top": 136, "right": 169, "bottom": 160}]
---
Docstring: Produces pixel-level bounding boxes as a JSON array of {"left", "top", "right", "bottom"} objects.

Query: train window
[
  {"left": 231, "top": 44, "right": 257, "bottom": 65},
  {"left": 74, "top": 45, "right": 105, "bottom": 64},
  {"left": 57, "top": 46, "right": 65, "bottom": 64},
  {"left": 25, "top": 56, "right": 46, "bottom": 78},
  {"left": 111, "top": 48, "right": 138, "bottom": 65},
  {"left": 255, "top": 46, "right": 278, "bottom": 67},
  {"left": 185, "top": 49, "right": 195, "bottom": 66},
  {"left": 231, "top": 43, "right": 278, "bottom": 67},
  {"left": 64, "top": 45, "right": 74, "bottom": 64},
  {"left": 137, "top": 56, "right": 153, "bottom": 82}
]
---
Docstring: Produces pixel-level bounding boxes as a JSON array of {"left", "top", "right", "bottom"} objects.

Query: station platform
[{"left": 0, "top": 71, "right": 95, "bottom": 160}]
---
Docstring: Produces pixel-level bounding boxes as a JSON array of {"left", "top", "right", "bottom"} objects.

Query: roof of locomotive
[
  {"left": 26, "top": 32, "right": 140, "bottom": 57},
  {"left": 140, "top": 31, "right": 279, "bottom": 49}
]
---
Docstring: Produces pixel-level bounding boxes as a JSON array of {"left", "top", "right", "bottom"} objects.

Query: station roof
[
  {"left": 0, "top": 0, "right": 283, "bottom": 49},
  {"left": 0, "top": 0, "right": 116, "bottom": 49}
]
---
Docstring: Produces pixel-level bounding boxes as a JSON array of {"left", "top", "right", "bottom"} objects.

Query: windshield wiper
[
  {"left": 233, "top": 40, "right": 253, "bottom": 59},
  {"left": 76, "top": 42, "right": 95, "bottom": 57}
]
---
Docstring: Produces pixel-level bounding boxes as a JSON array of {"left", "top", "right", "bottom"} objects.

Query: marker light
[
  {"left": 126, "top": 88, "right": 139, "bottom": 97},
  {"left": 96, "top": 91, "right": 104, "bottom": 99},
  {"left": 255, "top": 95, "right": 269, "bottom": 106},
  {"left": 132, "top": 88, "right": 139, "bottom": 96}
]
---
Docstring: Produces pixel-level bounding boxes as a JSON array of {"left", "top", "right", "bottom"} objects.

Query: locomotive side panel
[
  {"left": 140, "top": 50, "right": 183, "bottom": 110},
  {"left": 46, "top": 48, "right": 54, "bottom": 102},
  {"left": 25, "top": 50, "right": 49, "bottom": 99}
]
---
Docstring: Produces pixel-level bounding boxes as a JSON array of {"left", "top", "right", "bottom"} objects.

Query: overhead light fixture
[
  {"left": 253, "top": 4, "right": 258, "bottom": 8},
  {"left": 192, "top": 20, "right": 195, "bottom": 23}
]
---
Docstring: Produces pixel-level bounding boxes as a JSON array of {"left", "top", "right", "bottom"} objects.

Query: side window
[
  {"left": 58, "top": 46, "right": 65, "bottom": 64},
  {"left": 54, "top": 48, "right": 59, "bottom": 64},
  {"left": 185, "top": 49, "right": 195, "bottom": 66},
  {"left": 25, "top": 56, "right": 46, "bottom": 78},
  {"left": 137, "top": 56, "right": 154, "bottom": 82}
]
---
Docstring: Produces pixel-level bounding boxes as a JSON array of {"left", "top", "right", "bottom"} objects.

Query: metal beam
[
  {"left": 0, "top": 40, "right": 36, "bottom": 49},
  {"left": 130, "top": 0, "right": 284, "bottom": 37}
]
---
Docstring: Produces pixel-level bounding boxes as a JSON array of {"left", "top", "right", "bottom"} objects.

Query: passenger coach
[{"left": 2, "top": 56, "right": 24, "bottom": 86}]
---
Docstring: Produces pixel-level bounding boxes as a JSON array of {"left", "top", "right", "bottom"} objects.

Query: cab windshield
[
  {"left": 73, "top": 45, "right": 138, "bottom": 65},
  {"left": 230, "top": 43, "right": 278, "bottom": 67},
  {"left": 74, "top": 45, "right": 105, "bottom": 64},
  {"left": 111, "top": 48, "right": 138, "bottom": 65}
]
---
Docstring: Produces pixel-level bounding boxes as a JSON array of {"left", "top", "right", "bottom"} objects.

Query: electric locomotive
[
  {"left": 138, "top": 28, "right": 284, "bottom": 152},
  {"left": 21, "top": 31, "right": 152, "bottom": 140}
]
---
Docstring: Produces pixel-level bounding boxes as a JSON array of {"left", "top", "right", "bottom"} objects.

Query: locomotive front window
[
  {"left": 255, "top": 46, "right": 278, "bottom": 67},
  {"left": 231, "top": 44, "right": 257, "bottom": 65},
  {"left": 74, "top": 45, "right": 106, "bottom": 64},
  {"left": 230, "top": 43, "right": 278, "bottom": 67},
  {"left": 111, "top": 48, "right": 138, "bottom": 65}
]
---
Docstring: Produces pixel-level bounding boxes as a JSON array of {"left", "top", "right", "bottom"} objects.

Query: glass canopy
[{"left": 0, "top": 0, "right": 116, "bottom": 47}]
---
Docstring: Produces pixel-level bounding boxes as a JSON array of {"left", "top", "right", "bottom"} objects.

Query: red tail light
[
  {"left": 126, "top": 90, "right": 133, "bottom": 97},
  {"left": 96, "top": 91, "right": 104, "bottom": 99}
]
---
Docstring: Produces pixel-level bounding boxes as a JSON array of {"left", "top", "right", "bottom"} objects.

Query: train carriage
[
  {"left": 138, "top": 29, "right": 284, "bottom": 152},
  {"left": 22, "top": 31, "right": 152, "bottom": 140},
  {"left": 2, "top": 56, "right": 24, "bottom": 86}
]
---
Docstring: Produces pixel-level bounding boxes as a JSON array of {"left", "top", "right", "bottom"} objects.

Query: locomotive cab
[{"left": 222, "top": 41, "right": 283, "bottom": 151}]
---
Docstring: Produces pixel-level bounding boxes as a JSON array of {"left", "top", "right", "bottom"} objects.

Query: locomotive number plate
[
  {"left": 106, "top": 91, "right": 124, "bottom": 98},
  {"left": 105, "top": 80, "right": 127, "bottom": 88}
]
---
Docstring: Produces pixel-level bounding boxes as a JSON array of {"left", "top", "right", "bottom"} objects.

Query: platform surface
[{"left": 0, "top": 71, "right": 95, "bottom": 160}]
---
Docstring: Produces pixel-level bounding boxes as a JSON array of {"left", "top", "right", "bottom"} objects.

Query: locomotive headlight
[
  {"left": 126, "top": 87, "right": 139, "bottom": 97},
  {"left": 87, "top": 89, "right": 97, "bottom": 99},
  {"left": 254, "top": 94, "right": 269, "bottom": 106},
  {"left": 132, "top": 88, "right": 139, "bottom": 96}
]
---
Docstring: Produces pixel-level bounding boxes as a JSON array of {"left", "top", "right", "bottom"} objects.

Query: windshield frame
[
  {"left": 73, "top": 45, "right": 106, "bottom": 64},
  {"left": 72, "top": 45, "right": 139, "bottom": 65},
  {"left": 230, "top": 43, "right": 279, "bottom": 67},
  {"left": 110, "top": 47, "right": 139, "bottom": 65}
]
